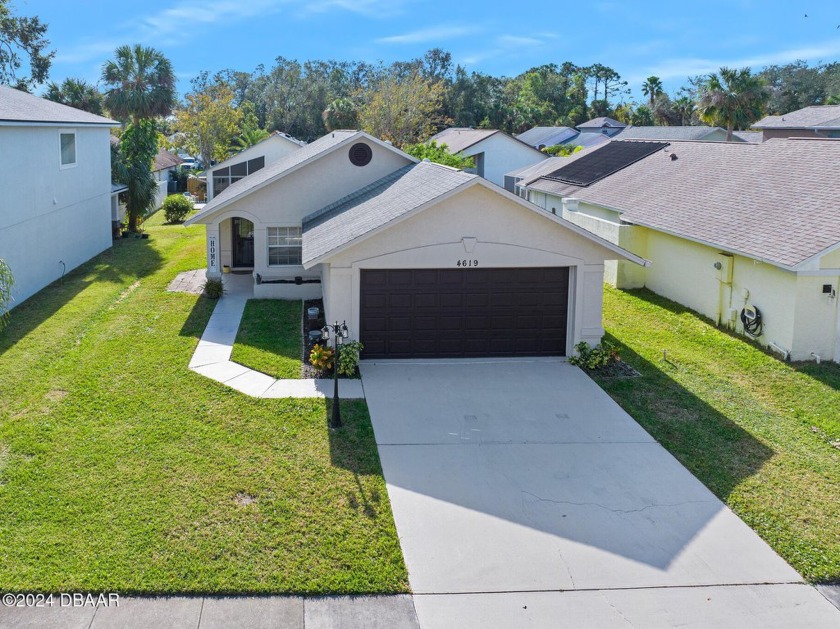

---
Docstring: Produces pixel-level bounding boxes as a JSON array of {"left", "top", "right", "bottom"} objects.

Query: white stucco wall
[
  {"left": 318, "top": 184, "right": 622, "bottom": 353},
  {"left": 459, "top": 133, "right": 547, "bottom": 188},
  {"left": 201, "top": 139, "right": 413, "bottom": 288},
  {"left": 207, "top": 135, "right": 302, "bottom": 200},
  {"left": 0, "top": 125, "right": 113, "bottom": 307}
]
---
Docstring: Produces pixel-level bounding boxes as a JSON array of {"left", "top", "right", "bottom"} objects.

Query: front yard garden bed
[
  {"left": 0, "top": 212, "right": 408, "bottom": 594},
  {"left": 591, "top": 285, "right": 840, "bottom": 584}
]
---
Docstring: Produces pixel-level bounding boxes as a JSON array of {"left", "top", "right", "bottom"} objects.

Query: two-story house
[{"left": 0, "top": 86, "right": 118, "bottom": 307}]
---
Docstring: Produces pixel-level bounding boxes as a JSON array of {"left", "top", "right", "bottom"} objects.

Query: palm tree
[
  {"left": 641, "top": 76, "right": 663, "bottom": 109},
  {"left": 101, "top": 45, "right": 175, "bottom": 231},
  {"left": 233, "top": 127, "right": 270, "bottom": 151},
  {"left": 673, "top": 96, "right": 695, "bottom": 126},
  {"left": 697, "top": 67, "right": 769, "bottom": 141},
  {"left": 44, "top": 78, "right": 103, "bottom": 114},
  {"left": 101, "top": 44, "right": 175, "bottom": 124},
  {"left": 322, "top": 97, "right": 357, "bottom": 132}
]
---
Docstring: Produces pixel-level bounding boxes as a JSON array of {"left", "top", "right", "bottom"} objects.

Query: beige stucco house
[
  {"left": 186, "top": 130, "right": 645, "bottom": 358},
  {"left": 517, "top": 138, "right": 840, "bottom": 362}
]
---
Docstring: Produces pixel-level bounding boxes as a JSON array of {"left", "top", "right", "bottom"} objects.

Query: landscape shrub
[
  {"left": 309, "top": 343, "right": 335, "bottom": 372},
  {"left": 337, "top": 340, "right": 363, "bottom": 376},
  {"left": 202, "top": 278, "right": 224, "bottom": 299},
  {"left": 162, "top": 194, "right": 194, "bottom": 223},
  {"left": 568, "top": 340, "right": 619, "bottom": 370}
]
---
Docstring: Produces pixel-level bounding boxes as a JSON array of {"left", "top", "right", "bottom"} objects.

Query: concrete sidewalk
[
  {"left": 0, "top": 595, "right": 419, "bottom": 629},
  {"left": 187, "top": 273, "right": 364, "bottom": 399}
]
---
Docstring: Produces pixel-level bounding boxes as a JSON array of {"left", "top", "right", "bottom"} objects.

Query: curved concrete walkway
[{"left": 188, "top": 274, "right": 364, "bottom": 399}]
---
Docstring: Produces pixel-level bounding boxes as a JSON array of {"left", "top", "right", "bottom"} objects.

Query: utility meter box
[{"left": 715, "top": 253, "right": 734, "bottom": 284}]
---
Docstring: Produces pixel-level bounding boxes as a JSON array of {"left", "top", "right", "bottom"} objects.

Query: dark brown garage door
[{"left": 360, "top": 267, "right": 569, "bottom": 359}]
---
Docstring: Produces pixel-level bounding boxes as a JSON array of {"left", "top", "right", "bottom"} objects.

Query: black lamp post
[{"left": 321, "top": 320, "right": 348, "bottom": 429}]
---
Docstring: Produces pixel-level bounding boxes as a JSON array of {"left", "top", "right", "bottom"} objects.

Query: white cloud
[
  {"left": 497, "top": 35, "right": 543, "bottom": 47},
  {"left": 634, "top": 39, "right": 840, "bottom": 83},
  {"left": 377, "top": 25, "right": 480, "bottom": 44}
]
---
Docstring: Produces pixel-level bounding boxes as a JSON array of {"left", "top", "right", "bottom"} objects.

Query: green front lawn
[
  {"left": 231, "top": 299, "right": 303, "bottom": 379},
  {"left": 0, "top": 212, "right": 407, "bottom": 594},
  {"left": 595, "top": 286, "right": 840, "bottom": 583}
]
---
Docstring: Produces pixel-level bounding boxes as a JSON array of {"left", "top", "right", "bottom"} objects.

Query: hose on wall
[{"left": 740, "top": 306, "right": 763, "bottom": 337}]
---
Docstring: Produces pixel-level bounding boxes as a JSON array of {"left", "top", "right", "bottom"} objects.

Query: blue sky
[{"left": 21, "top": 0, "right": 840, "bottom": 101}]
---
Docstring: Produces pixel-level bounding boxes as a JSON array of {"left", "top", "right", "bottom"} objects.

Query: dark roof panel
[{"left": 543, "top": 140, "right": 669, "bottom": 187}]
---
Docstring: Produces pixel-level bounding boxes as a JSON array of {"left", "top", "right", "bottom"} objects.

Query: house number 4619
[{"left": 456, "top": 259, "right": 478, "bottom": 267}]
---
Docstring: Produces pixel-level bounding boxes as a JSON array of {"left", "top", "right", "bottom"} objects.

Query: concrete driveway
[{"left": 361, "top": 358, "right": 839, "bottom": 628}]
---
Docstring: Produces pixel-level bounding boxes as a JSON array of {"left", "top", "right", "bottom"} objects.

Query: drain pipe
[
  {"left": 811, "top": 352, "right": 822, "bottom": 364},
  {"left": 768, "top": 342, "right": 789, "bottom": 361}
]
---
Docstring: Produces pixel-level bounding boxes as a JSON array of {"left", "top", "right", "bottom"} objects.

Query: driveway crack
[{"left": 521, "top": 490, "right": 712, "bottom": 514}]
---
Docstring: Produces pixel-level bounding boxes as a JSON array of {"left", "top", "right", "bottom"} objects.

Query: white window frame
[
  {"left": 267, "top": 226, "right": 302, "bottom": 267},
  {"left": 59, "top": 129, "right": 77, "bottom": 169}
]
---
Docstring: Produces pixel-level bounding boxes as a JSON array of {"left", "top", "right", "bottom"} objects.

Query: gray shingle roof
[
  {"left": 524, "top": 138, "right": 840, "bottom": 268},
  {"left": 577, "top": 116, "right": 626, "bottom": 129},
  {"left": 187, "top": 130, "right": 360, "bottom": 222},
  {"left": 619, "top": 126, "right": 731, "bottom": 141},
  {"left": 753, "top": 105, "right": 840, "bottom": 129},
  {"left": 732, "top": 130, "right": 763, "bottom": 143},
  {"left": 429, "top": 127, "right": 499, "bottom": 153},
  {"left": 516, "top": 126, "right": 577, "bottom": 148},
  {"left": 302, "top": 161, "right": 474, "bottom": 263},
  {"left": 0, "top": 85, "right": 117, "bottom": 126}
]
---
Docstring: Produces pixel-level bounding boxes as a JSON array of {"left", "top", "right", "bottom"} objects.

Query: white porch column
[{"left": 205, "top": 224, "right": 222, "bottom": 280}]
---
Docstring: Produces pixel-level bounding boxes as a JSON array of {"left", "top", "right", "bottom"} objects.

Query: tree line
[{"left": 5, "top": 0, "right": 840, "bottom": 229}]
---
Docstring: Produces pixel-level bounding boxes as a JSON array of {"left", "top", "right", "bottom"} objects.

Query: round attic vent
[{"left": 349, "top": 142, "right": 372, "bottom": 166}]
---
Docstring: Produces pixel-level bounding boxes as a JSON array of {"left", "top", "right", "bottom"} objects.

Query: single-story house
[
  {"left": 517, "top": 137, "right": 840, "bottom": 362},
  {"left": 152, "top": 148, "right": 184, "bottom": 207},
  {"left": 186, "top": 130, "right": 645, "bottom": 358},
  {"left": 516, "top": 126, "right": 578, "bottom": 149},
  {"left": 206, "top": 131, "right": 304, "bottom": 201},
  {"left": 428, "top": 127, "right": 547, "bottom": 189},
  {"left": 0, "top": 85, "right": 118, "bottom": 308},
  {"left": 752, "top": 105, "right": 840, "bottom": 141}
]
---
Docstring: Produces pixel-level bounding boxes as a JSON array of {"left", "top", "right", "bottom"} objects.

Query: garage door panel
[
  {"left": 361, "top": 268, "right": 569, "bottom": 359},
  {"left": 415, "top": 293, "right": 437, "bottom": 308}
]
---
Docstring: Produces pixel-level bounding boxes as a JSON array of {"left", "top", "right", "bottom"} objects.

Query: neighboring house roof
[
  {"left": 186, "top": 130, "right": 416, "bottom": 225},
  {"left": 0, "top": 85, "right": 117, "bottom": 127},
  {"left": 732, "top": 130, "right": 763, "bottom": 143},
  {"left": 506, "top": 156, "right": 571, "bottom": 181},
  {"left": 429, "top": 127, "right": 498, "bottom": 153},
  {"left": 619, "top": 126, "right": 734, "bottom": 141},
  {"left": 153, "top": 148, "right": 184, "bottom": 172},
  {"left": 577, "top": 116, "right": 626, "bottom": 129},
  {"left": 516, "top": 126, "right": 577, "bottom": 148},
  {"left": 565, "top": 132, "right": 611, "bottom": 149},
  {"left": 301, "top": 160, "right": 648, "bottom": 267},
  {"left": 524, "top": 138, "right": 840, "bottom": 269},
  {"left": 210, "top": 130, "right": 305, "bottom": 171},
  {"left": 753, "top": 105, "right": 840, "bottom": 129}
]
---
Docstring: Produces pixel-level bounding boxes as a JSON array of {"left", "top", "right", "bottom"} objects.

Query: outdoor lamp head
[
  {"left": 321, "top": 325, "right": 330, "bottom": 341},
  {"left": 341, "top": 321, "right": 349, "bottom": 337}
]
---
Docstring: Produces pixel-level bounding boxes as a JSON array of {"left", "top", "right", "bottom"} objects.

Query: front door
[{"left": 232, "top": 218, "right": 254, "bottom": 268}]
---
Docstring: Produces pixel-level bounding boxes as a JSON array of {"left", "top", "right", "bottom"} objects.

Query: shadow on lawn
[
  {"left": 326, "top": 399, "right": 386, "bottom": 519},
  {"left": 595, "top": 330, "right": 776, "bottom": 502},
  {"left": 0, "top": 238, "right": 163, "bottom": 357},
  {"left": 791, "top": 361, "right": 840, "bottom": 393}
]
